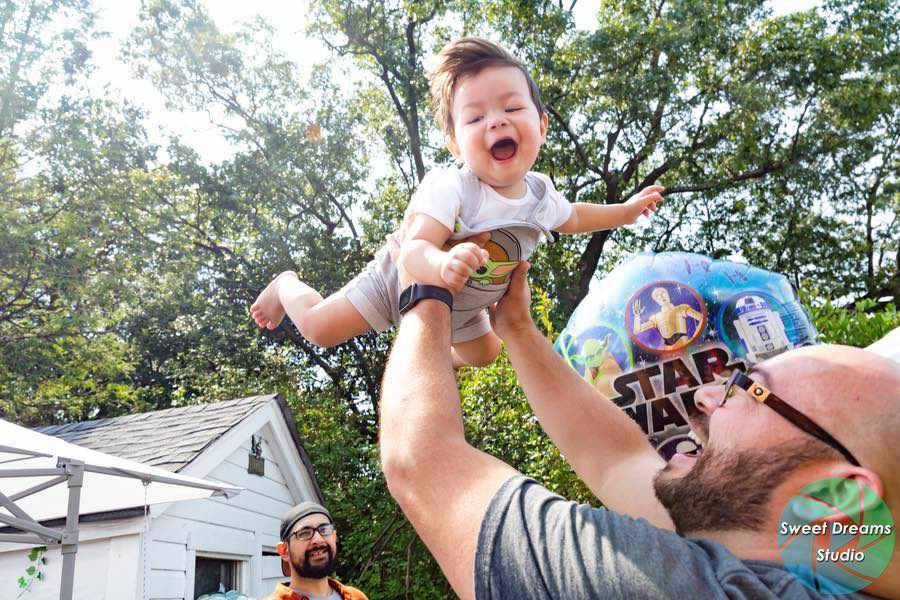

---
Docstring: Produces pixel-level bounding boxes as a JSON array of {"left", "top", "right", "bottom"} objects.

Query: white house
[{"left": 0, "top": 394, "right": 324, "bottom": 600}]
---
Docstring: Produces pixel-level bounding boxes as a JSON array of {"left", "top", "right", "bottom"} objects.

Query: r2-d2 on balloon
[{"left": 732, "top": 295, "right": 792, "bottom": 363}]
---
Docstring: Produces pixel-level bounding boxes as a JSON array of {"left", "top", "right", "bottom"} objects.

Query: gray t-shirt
[
  {"left": 475, "top": 475, "right": 878, "bottom": 599},
  {"left": 306, "top": 592, "right": 341, "bottom": 600}
]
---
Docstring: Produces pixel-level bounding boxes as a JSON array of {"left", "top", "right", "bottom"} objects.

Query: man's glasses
[
  {"left": 717, "top": 370, "right": 861, "bottom": 467},
  {"left": 290, "top": 523, "right": 336, "bottom": 541}
]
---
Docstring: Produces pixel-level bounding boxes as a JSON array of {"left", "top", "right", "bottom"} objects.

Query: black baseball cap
[{"left": 280, "top": 501, "right": 333, "bottom": 541}]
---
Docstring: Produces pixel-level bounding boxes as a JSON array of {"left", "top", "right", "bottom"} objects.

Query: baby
[{"left": 251, "top": 37, "right": 663, "bottom": 367}]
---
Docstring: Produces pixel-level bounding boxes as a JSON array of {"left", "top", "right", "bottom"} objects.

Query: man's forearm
[
  {"left": 503, "top": 323, "right": 667, "bottom": 505},
  {"left": 380, "top": 300, "right": 517, "bottom": 599},
  {"left": 381, "top": 301, "right": 462, "bottom": 457}
]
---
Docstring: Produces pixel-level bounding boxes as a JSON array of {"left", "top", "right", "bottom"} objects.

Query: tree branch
[
  {"left": 403, "top": 17, "right": 428, "bottom": 181},
  {"left": 665, "top": 160, "right": 785, "bottom": 195},
  {"left": 545, "top": 103, "right": 603, "bottom": 176},
  {"left": 602, "top": 115, "right": 625, "bottom": 183},
  {"left": 355, "top": 510, "right": 405, "bottom": 579}
]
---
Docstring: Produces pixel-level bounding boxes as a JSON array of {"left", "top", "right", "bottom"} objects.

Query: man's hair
[{"left": 428, "top": 37, "right": 544, "bottom": 139}]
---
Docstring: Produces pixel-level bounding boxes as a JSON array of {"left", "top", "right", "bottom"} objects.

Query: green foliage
[
  {"left": 806, "top": 295, "right": 899, "bottom": 347},
  {"left": 0, "top": 99, "right": 157, "bottom": 422},
  {"left": 15, "top": 546, "right": 46, "bottom": 598}
]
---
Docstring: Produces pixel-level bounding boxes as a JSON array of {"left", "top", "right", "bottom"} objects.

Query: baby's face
[{"left": 449, "top": 65, "right": 547, "bottom": 197}]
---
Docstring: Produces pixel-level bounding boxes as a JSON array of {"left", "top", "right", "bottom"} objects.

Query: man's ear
[
  {"left": 824, "top": 465, "right": 883, "bottom": 500},
  {"left": 276, "top": 541, "right": 291, "bottom": 577},
  {"left": 796, "top": 468, "right": 886, "bottom": 526},
  {"left": 539, "top": 111, "right": 549, "bottom": 141},
  {"left": 827, "top": 467, "right": 885, "bottom": 516}
]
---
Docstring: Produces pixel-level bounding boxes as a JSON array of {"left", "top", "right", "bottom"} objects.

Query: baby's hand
[
  {"left": 623, "top": 185, "right": 664, "bottom": 224},
  {"left": 441, "top": 242, "right": 488, "bottom": 293}
]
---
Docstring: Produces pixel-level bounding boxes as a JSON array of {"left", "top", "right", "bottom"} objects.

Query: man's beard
[
  {"left": 292, "top": 545, "right": 335, "bottom": 579},
  {"left": 653, "top": 438, "right": 825, "bottom": 536}
]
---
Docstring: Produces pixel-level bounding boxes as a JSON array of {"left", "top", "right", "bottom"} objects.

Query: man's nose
[{"left": 693, "top": 384, "right": 723, "bottom": 416}]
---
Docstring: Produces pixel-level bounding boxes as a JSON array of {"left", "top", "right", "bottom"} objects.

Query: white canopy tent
[
  {"left": 0, "top": 418, "right": 242, "bottom": 600},
  {"left": 867, "top": 326, "right": 900, "bottom": 362}
]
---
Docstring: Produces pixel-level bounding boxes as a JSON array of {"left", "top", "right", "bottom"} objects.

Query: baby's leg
[
  {"left": 451, "top": 331, "right": 502, "bottom": 368},
  {"left": 251, "top": 271, "right": 371, "bottom": 347}
]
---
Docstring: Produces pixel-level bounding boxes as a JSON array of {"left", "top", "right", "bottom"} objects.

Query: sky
[{"left": 84, "top": 0, "right": 820, "bottom": 165}]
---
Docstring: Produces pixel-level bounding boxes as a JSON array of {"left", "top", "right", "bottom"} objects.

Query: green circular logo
[{"left": 778, "top": 477, "right": 895, "bottom": 594}]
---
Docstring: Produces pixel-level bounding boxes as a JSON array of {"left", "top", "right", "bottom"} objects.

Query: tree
[
  {"left": 308, "top": 0, "right": 447, "bottom": 188},
  {"left": 0, "top": 0, "right": 95, "bottom": 136},
  {"left": 0, "top": 1, "right": 157, "bottom": 424},
  {"left": 310, "top": 0, "right": 899, "bottom": 319}
]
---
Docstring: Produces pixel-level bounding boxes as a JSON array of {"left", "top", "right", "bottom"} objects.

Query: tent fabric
[
  {"left": 867, "top": 326, "right": 899, "bottom": 362},
  {"left": 0, "top": 418, "right": 241, "bottom": 524}
]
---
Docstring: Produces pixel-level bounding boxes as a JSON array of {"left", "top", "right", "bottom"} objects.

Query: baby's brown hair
[{"left": 429, "top": 37, "right": 544, "bottom": 140}]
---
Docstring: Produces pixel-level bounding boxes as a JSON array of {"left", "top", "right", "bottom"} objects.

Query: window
[{"left": 194, "top": 557, "right": 241, "bottom": 599}]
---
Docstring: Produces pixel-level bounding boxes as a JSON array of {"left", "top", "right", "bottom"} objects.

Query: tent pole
[{"left": 58, "top": 459, "right": 84, "bottom": 600}]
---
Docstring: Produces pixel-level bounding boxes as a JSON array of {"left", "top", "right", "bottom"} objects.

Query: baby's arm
[
  {"left": 398, "top": 214, "right": 488, "bottom": 292},
  {"left": 555, "top": 185, "right": 664, "bottom": 234}
]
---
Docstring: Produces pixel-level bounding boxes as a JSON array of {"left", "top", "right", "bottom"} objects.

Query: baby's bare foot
[{"left": 250, "top": 271, "right": 296, "bottom": 330}]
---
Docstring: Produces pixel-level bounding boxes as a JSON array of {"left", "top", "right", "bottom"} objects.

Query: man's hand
[
  {"left": 440, "top": 242, "right": 488, "bottom": 293},
  {"left": 622, "top": 185, "right": 664, "bottom": 224},
  {"left": 489, "top": 261, "right": 534, "bottom": 339}
]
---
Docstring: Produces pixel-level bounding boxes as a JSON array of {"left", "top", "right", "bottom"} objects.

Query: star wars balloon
[{"left": 554, "top": 252, "right": 818, "bottom": 460}]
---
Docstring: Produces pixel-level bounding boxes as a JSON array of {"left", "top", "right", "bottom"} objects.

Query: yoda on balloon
[{"left": 570, "top": 334, "right": 623, "bottom": 398}]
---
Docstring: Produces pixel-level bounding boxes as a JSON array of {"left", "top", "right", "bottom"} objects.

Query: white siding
[
  {"left": 148, "top": 427, "right": 313, "bottom": 599},
  {"left": 0, "top": 534, "right": 140, "bottom": 600},
  {"left": 261, "top": 554, "right": 285, "bottom": 592}
]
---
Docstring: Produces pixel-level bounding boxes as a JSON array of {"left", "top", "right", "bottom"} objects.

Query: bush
[{"left": 805, "top": 296, "right": 898, "bottom": 347}]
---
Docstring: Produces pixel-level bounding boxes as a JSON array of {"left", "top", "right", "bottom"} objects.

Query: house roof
[
  {"left": 20, "top": 394, "right": 326, "bottom": 528},
  {"left": 37, "top": 395, "right": 278, "bottom": 473}
]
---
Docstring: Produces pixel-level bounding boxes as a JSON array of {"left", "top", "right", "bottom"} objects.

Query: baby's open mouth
[{"left": 490, "top": 138, "right": 517, "bottom": 161}]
